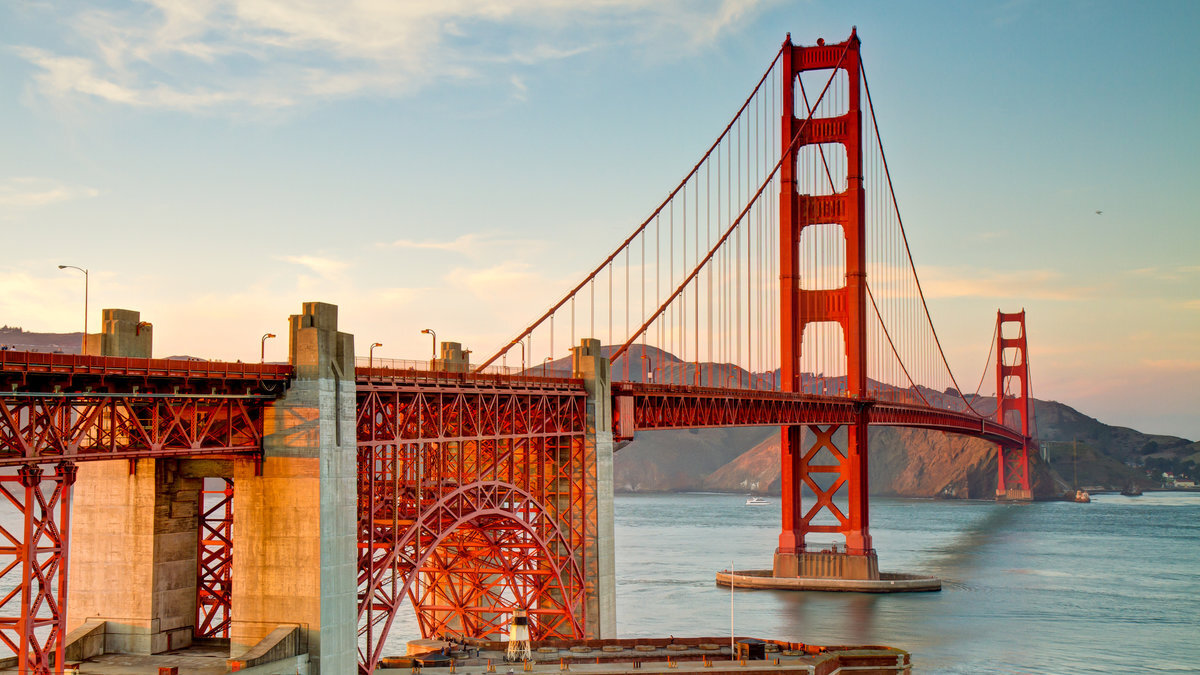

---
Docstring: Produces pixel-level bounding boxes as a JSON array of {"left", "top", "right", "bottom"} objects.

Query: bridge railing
[
  {"left": 0, "top": 349, "right": 292, "bottom": 382},
  {"left": 355, "top": 357, "right": 580, "bottom": 388}
]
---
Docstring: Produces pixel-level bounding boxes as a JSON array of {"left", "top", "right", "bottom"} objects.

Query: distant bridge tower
[
  {"left": 995, "top": 311, "right": 1034, "bottom": 501},
  {"left": 775, "top": 29, "right": 878, "bottom": 581}
]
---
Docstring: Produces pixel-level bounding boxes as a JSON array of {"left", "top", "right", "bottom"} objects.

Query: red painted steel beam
[
  {"left": 0, "top": 394, "right": 269, "bottom": 466},
  {"left": 196, "top": 478, "right": 234, "bottom": 639},
  {"left": 355, "top": 381, "right": 591, "bottom": 675},
  {"left": 611, "top": 382, "right": 1025, "bottom": 448},
  {"left": 0, "top": 350, "right": 291, "bottom": 395},
  {"left": 0, "top": 462, "right": 75, "bottom": 675}
]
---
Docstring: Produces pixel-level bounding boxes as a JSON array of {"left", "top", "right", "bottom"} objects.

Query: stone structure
[
  {"left": 67, "top": 303, "right": 357, "bottom": 674},
  {"left": 430, "top": 340, "right": 469, "bottom": 372},
  {"left": 571, "top": 338, "right": 616, "bottom": 638},
  {"left": 68, "top": 309, "right": 200, "bottom": 654},
  {"left": 82, "top": 308, "right": 152, "bottom": 358},
  {"left": 230, "top": 301, "right": 357, "bottom": 674}
]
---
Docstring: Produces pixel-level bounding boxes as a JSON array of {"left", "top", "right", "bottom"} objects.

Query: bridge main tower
[
  {"left": 995, "top": 310, "right": 1035, "bottom": 501},
  {"left": 775, "top": 29, "right": 877, "bottom": 580}
]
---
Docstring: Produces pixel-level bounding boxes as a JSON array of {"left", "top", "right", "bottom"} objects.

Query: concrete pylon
[
  {"left": 230, "top": 302, "right": 357, "bottom": 673},
  {"left": 431, "top": 340, "right": 469, "bottom": 372},
  {"left": 571, "top": 338, "right": 616, "bottom": 638},
  {"left": 82, "top": 308, "right": 152, "bottom": 358},
  {"left": 68, "top": 309, "right": 204, "bottom": 654}
]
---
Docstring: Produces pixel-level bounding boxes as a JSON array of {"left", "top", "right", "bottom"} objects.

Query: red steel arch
[{"left": 356, "top": 372, "right": 592, "bottom": 675}]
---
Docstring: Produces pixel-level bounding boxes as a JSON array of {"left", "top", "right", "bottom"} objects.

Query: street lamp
[
  {"left": 543, "top": 356, "right": 552, "bottom": 377},
  {"left": 420, "top": 328, "right": 437, "bottom": 360},
  {"left": 516, "top": 340, "right": 525, "bottom": 374},
  {"left": 261, "top": 333, "right": 276, "bottom": 363},
  {"left": 57, "top": 265, "right": 88, "bottom": 354},
  {"left": 369, "top": 342, "right": 383, "bottom": 370}
]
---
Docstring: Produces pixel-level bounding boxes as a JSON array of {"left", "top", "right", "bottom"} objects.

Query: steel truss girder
[
  {"left": 196, "top": 478, "right": 233, "bottom": 639},
  {"left": 0, "top": 462, "right": 76, "bottom": 675},
  {"left": 614, "top": 384, "right": 1025, "bottom": 448},
  {"left": 356, "top": 384, "right": 590, "bottom": 675},
  {"left": 0, "top": 395, "right": 268, "bottom": 465}
]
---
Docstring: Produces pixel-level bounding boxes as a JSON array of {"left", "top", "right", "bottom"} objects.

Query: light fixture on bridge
[
  {"left": 420, "top": 328, "right": 437, "bottom": 360},
  {"left": 369, "top": 342, "right": 383, "bottom": 370},
  {"left": 260, "top": 333, "right": 276, "bottom": 363},
  {"left": 543, "top": 356, "right": 552, "bottom": 377},
  {"left": 57, "top": 264, "right": 88, "bottom": 355}
]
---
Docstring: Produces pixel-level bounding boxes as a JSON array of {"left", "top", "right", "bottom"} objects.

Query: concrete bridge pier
[
  {"left": 68, "top": 309, "right": 205, "bottom": 654},
  {"left": 230, "top": 301, "right": 357, "bottom": 673},
  {"left": 571, "top": 338, "right": 616, "bottom": 639}
]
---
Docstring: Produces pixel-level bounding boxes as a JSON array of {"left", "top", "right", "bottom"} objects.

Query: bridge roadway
[{"left": 0, "top": 350, "right": 1022, "bottom": 466}]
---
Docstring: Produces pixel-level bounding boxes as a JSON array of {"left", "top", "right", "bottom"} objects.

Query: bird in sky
[{"left": 1095, "top": 210, "right": 1103, "bottom": 215}]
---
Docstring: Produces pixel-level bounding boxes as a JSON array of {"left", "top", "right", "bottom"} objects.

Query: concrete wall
[
  {"left": 68, "top": 309, "right": 202, "bottom": 654},
  {"left": 83, "top": 308, "right": 152, "bottom": 358},
  {"left": 571, "top": 338, "right": 616, "bottom": 639},
  {"left": 231, "top": 302, "right": 357, "bottom": 675}
]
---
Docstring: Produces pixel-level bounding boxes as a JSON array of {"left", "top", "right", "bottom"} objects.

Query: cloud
[
  {"left": 914, "top": 266, "right": 1094, "bottom": 301},
  {"left": 1126, "top": 265, "right": 1200, "bottom": 282},
  {"left": 381, "top": 233, "right": 481, "bottom": 254},
  {"left": 509, "top": 75, "right": 528, "bottom": 102},
  {"left": 0, "top": 176, "right": 100, "bottom": 208},
  {"left": 13, "top": 1, "right": 771, "bottom": 114},
  {"left": 379, "top": 232, "right": 546, "bottom": 260},
  {"left": 1142, "top": 359, "right": 1200, "bottom": 372},
  {"left": 279, "top": 254, "right": 348, "bottom": 280}
]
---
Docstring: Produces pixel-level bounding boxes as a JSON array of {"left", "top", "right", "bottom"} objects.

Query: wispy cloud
[
  {"left": 1142, "top": 358, "right": 1200, "bottom": 372},
  {"left": 916, "top": 266, "right": 1094, "bottom": 301},
  {"left": 12, "top": 1, "right": 771, "bottom": 114},
  {"left": 0, "top": 176, "right": 100, "bottom": 208},
  {"left": 1126, "top": 265, "right": 1200, "bottom": 282},
  {"left": 380, "top": 232, "right": 545, "bottom": 260},
  {"left": 381, "top": 234, "right": 481, "bottom": 254},
  {"left": 279, "top": 254, "right": 348, "bottom": 280}
]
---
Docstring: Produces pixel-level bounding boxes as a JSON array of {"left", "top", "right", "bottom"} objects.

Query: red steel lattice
[
  {"left": 0, "top": 463, "right": 75, "bottom": 675},
  {"left": 0, "top": 394, "right": 269, "bottom": 466},
  {"left": 196, "top": 478, "right": 233, "bottom": 639},
  {"left": 356, "top": 379, "right": 591, "bottom": 675}
]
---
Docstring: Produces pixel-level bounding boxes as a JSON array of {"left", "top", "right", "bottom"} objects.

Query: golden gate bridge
[{"left": 0, "top": 30, "right": 1037, "bottom": 675}]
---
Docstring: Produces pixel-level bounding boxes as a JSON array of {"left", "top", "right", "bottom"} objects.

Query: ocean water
[
  {"left": 380, "top": 491, "right": 1200, "bottom": 673},
  {"left": 611, "top": 491, "right": 1200, "bottom": 674}
]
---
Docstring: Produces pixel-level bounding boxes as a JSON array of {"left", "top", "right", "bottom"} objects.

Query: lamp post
[
  {"left": 57, "top": 265, "right": 88, "bottom": 354},
  {"left": 261, "top": 333, "right": 276, "bottom": 363},
  {"left": 369, "top": 342, "right": 383, "bottom": 370},
  {"left": 420, "top": 328, "right": 437, "bottom": 360},
  {"left": 516, "top": 340, "right": 525, "bottom": 374},
  {"left": 543, "top": 356, "right": 551, "bottom": 377}
]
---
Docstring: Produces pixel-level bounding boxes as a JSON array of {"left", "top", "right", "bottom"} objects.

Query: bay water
[{"left": 386, "top": 491, "right": 1200, "bottom": 673}]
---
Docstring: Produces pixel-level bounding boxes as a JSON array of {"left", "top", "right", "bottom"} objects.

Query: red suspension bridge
[{"left": 0, "top": 30, "right": 1038, "bottom": 675}]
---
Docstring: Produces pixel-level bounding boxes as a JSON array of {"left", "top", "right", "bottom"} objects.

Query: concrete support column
[
  {"left": 230, "top": 302, "right": 356, "bottom": 674},
  {"left": 571, "top": 338, "right": 616, "bottom": 639},
  {"left": 68, "top": 310, "right": 200, "bottom": 653},
  {"left": 82, "top": 308, "right": 152, "bottom": 358},
  {"left": 431, "top": 341, "right": 469, "bottom": 372}
]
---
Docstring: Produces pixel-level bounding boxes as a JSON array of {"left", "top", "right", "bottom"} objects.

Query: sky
[{"left": 1, "top": 0, "right": 1197, "bottom": 439}]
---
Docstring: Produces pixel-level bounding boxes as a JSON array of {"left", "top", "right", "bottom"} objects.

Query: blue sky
[{"left": 1, "top": 1, "right": 1197, "bottom": 439}]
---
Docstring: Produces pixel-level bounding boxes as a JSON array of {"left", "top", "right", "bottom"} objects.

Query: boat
[
  {"left": 1121, "top": 483, "right": 1143, "bottom": 497},
  {"left": 745, "top": 496, "right": 768, "bottom": 505},
  {"left": 1073, "top": 490, "right": 1091, "bottom": 503}
]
